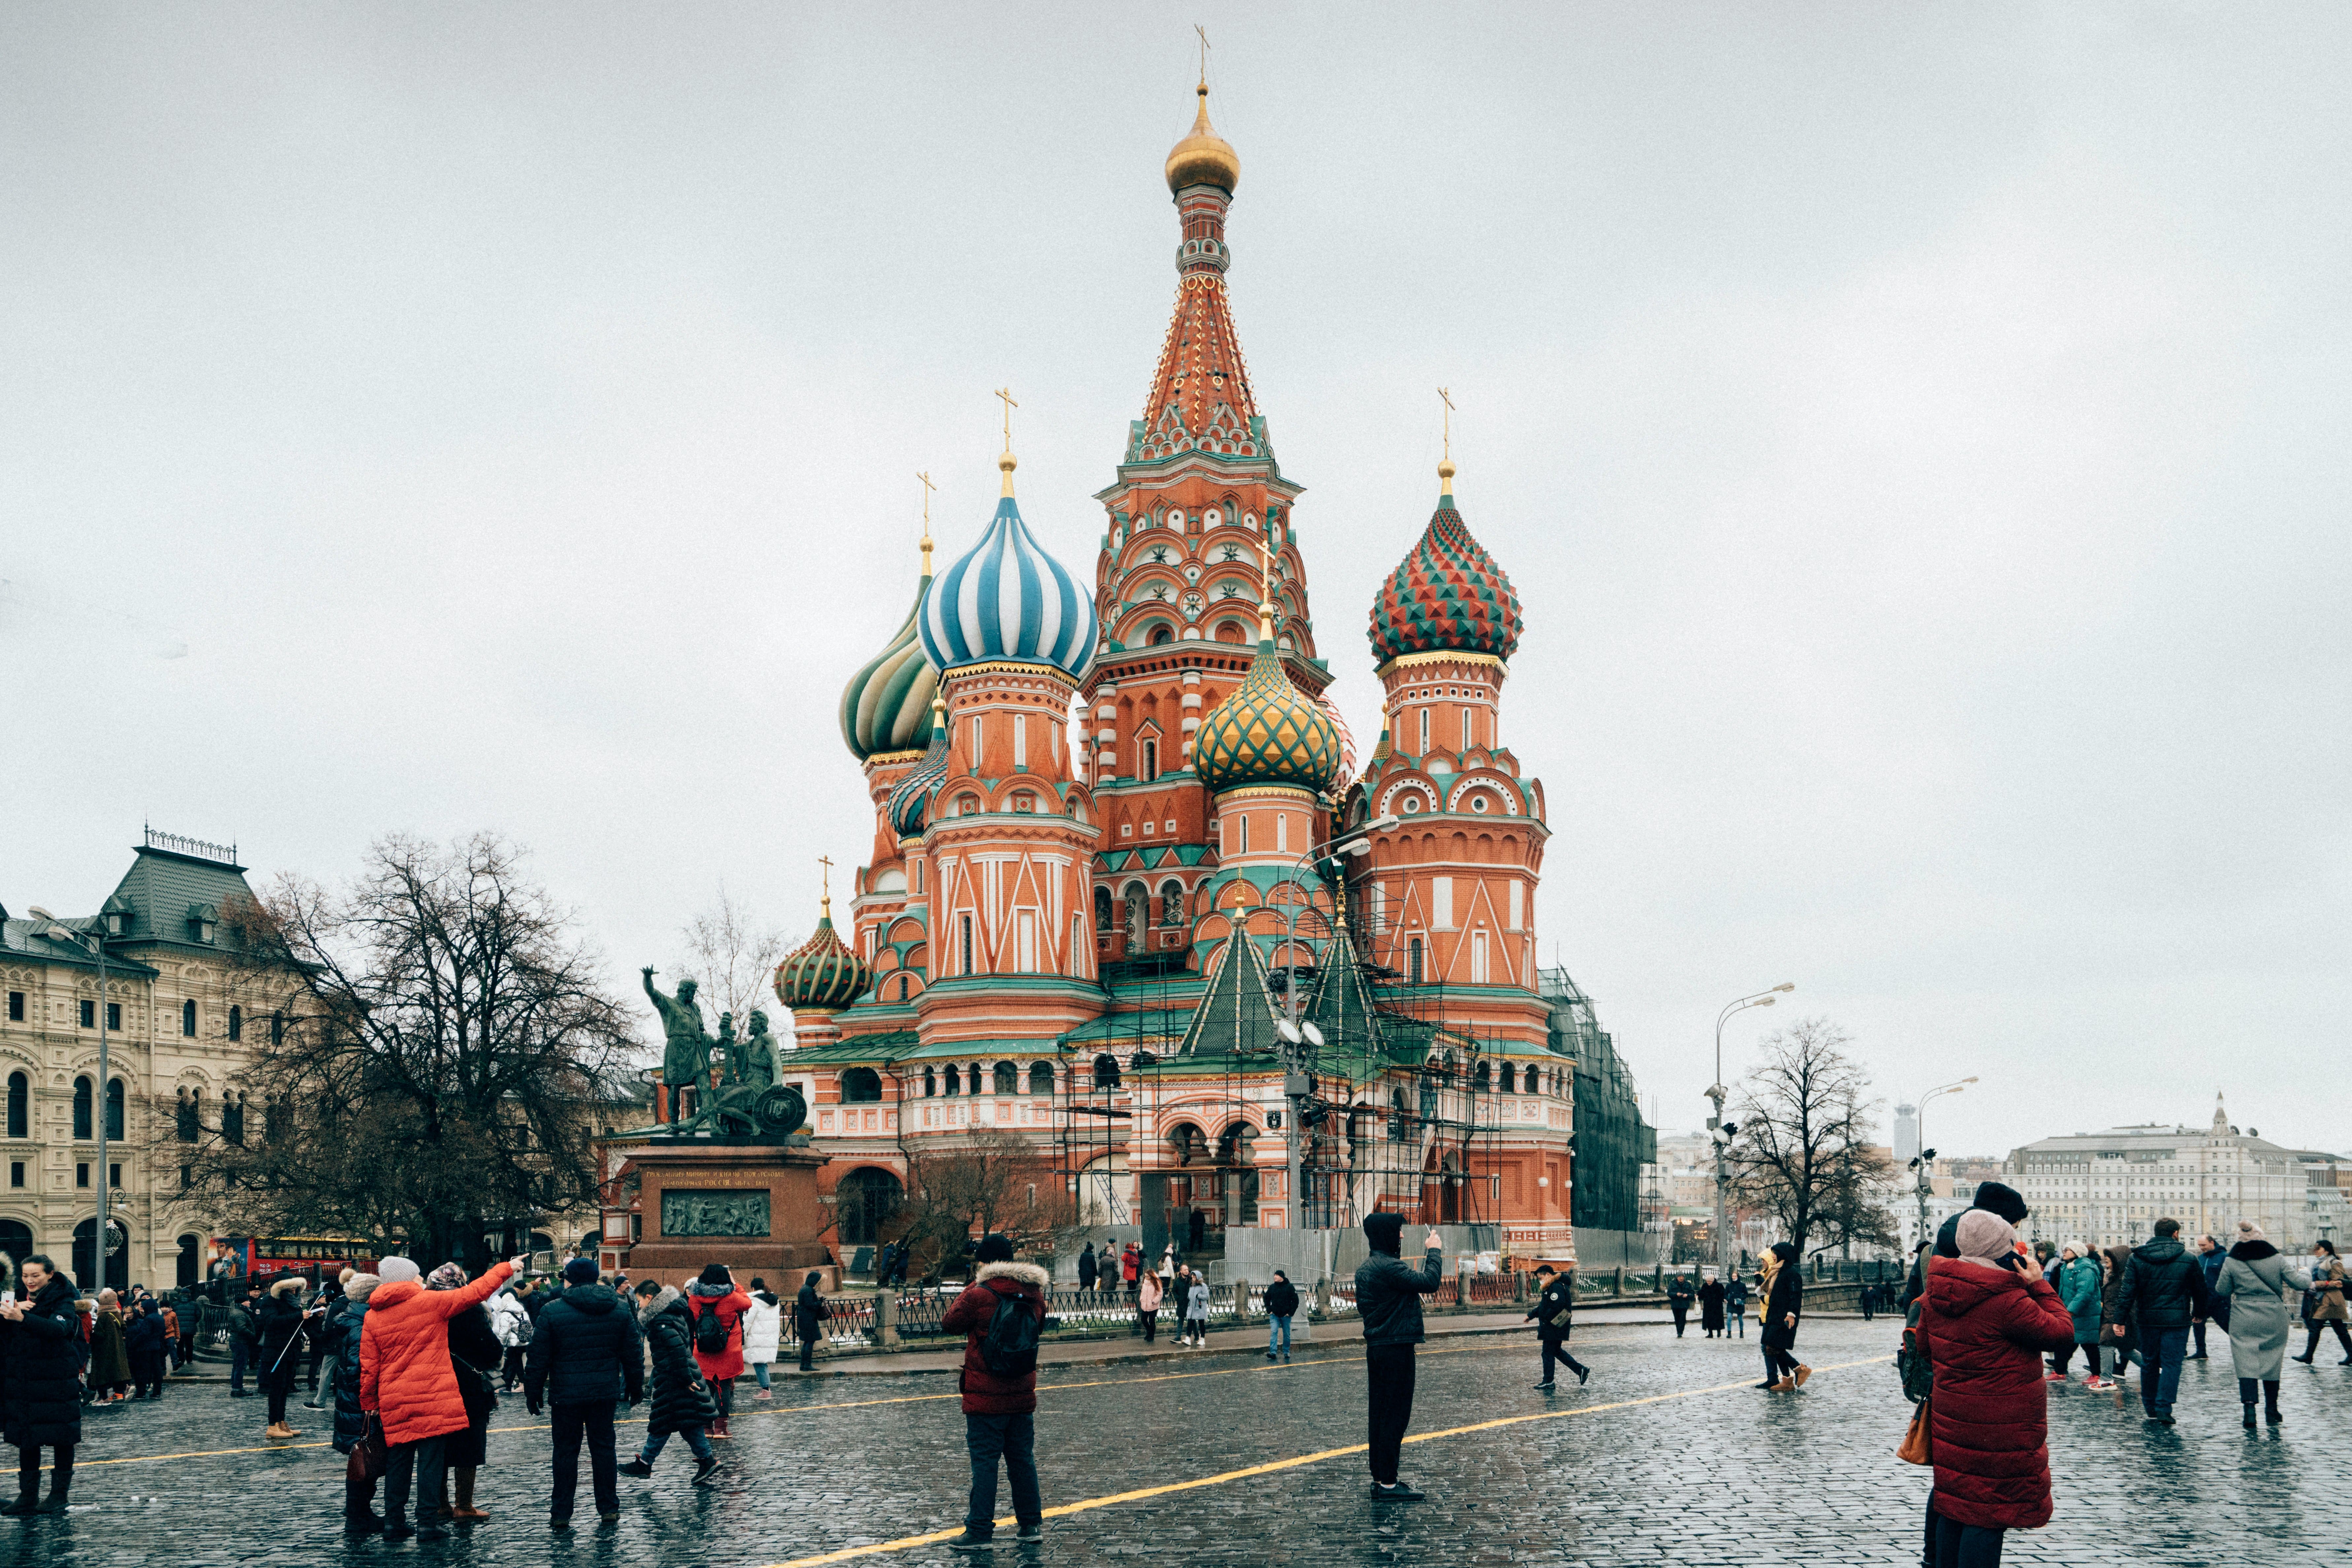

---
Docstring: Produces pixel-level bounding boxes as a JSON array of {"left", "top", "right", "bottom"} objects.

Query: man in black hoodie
[
  {"left": 524, "top": 1257, "right": 646, "bottom": 1529},
  {"left": 1354, "top": 1213, "right": 1444, "bottom": 1501},
  {"left": 2117, "top": 1217, "right": 2209, "bottom": 1425}
]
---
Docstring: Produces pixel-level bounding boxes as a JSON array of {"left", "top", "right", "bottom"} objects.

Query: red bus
[{"left": 215, "top": 1235, "right": 382, "bottom": 1282}]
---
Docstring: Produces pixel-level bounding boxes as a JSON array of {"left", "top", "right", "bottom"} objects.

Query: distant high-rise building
[{"left": 1893, "top": 1103, "right": 1919, "bottom": 1166}]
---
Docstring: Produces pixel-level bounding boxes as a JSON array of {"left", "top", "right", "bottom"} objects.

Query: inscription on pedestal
[{"left": 661, "top": 1189, "right": 772, "bottom": 1237}]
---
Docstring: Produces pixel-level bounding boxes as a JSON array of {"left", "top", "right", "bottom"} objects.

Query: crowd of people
[{"left": 1896, "top": 1179, "right": 2346, "bottom": 1568}]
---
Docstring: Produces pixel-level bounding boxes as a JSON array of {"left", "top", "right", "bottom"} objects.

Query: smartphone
[{"left": 1, "top": 1290, "right": 14, "bottom": 1306}]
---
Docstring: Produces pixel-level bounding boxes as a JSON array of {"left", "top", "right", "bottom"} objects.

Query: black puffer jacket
[
  {"left": 1355, "top": 1246, "right": 1444, "bottom": 1347},
  {"left": 2118, "top": 1236, "right": 2210, "bottom": 1330},
  {"left": 0, "top": 1276, "right": 86, "bottom": 1447},
  {"left": 524, "top": 1283, "right": 644, "bottom": 1411},
  {"left": 256, "top": 1281, "right": 309, "bottom": 1390},
  {"left": 638, "top": 1288, "right": 719, "bottom": 1437},
  {"left": 330, "top": 1278, "right": 379, "bottom": 1454},
  {"left": 1263, "top": 1278, "right": 1301, "bottom": 1318}
]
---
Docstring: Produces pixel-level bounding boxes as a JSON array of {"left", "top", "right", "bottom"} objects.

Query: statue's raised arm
[{"left": 641, "top": 969, "right": 711, "bottom": 1089}]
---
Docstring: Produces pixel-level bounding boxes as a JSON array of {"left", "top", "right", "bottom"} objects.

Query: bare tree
[
  {"left": 887, "top": 1129, "right": 1069, "bottom": 1281},
  {"left": 187, "top": 833, "right": 638, "bottom": 1272},
  {"left": 672, "top": 883, "right": 790, "bottom": 1036},
  {"left": 1724, "top": 1017, "right": 1895, "bottom": 1259}
]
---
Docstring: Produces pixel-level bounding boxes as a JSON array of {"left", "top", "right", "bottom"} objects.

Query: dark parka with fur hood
[
  {"left": 637, "top": 1287, "right": 720, "bottom": 1436},
  {"left": 0, "top": 1273, "right": 86, "bottom": 1448},
  {"left": 940, "top": 1261, "right": 1049, "bottom": 1415}
]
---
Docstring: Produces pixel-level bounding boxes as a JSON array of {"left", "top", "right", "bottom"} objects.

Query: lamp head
[
  {"left": 1369, "top": 814, "right": 1402, "bottom": 832},
  {"left": 1772, "top": 982, "right": 1794, "bottom": 993}
]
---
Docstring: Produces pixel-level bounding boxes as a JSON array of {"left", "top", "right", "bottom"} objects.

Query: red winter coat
[
  {"left": 686, "top": 1285, "right": 752, "bottom": 1382},
  {"left": 940, "top": 1262, "right": 1048, "bottom": 1415},
  {"left": 1917, "top": 1257, "right": 2076, "bottom": 1530},
  {"left": 360, "top": 1260, "right": 514, "bottom": 1448}
]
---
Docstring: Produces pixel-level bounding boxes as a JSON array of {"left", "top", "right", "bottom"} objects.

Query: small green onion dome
[
  {"left": 773, "top": 900, "right": 872, "bottom": 1013},
  {"left": 840, "top": 575, "right": 939, "bottom": 761}
]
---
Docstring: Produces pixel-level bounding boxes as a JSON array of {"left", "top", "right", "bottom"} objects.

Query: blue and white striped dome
[{"left": 919, "top": 495, "right": 1097, "bottom": 678}]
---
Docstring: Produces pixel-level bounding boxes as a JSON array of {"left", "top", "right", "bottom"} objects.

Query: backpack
[
  {"left": 978, "top": 1286, "right": 1042, "bottom": 1378},
  {"left": 1896, "top": 1301, "right": 1933, "bottom": 1403},
  {"left": 694, "top": 1299, "right": 730, "bottom": 1356}
]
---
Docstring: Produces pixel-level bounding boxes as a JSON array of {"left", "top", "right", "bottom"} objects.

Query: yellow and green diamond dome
[{"left": 1194, "top": 622, "right": 1344, "bottom": 797}]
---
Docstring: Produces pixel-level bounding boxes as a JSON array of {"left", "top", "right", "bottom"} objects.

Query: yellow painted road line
[
  {"left": 758, "top": 1354, "right": 1895, "bottom": 1568},
  {"left": 76, "top": 1333, "right": 1639, "bottom": 1471}
]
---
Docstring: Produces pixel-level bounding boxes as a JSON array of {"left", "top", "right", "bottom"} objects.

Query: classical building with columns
[{"left": 763, "top": 78, "right": 1613, "bottom": 1272}]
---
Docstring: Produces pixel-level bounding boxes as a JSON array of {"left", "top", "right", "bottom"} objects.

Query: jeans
[
  {"left": 2138, "top": 1324, "right": 2189, "bottom": 1415},
  {"left": 1140, "top": 1310, "right": 1157, "bottom": 1343},
  {"left": 1539, "top": 1338, "right": 1586, "bottom": 1383},
  {"left": 1933, "top": 1512, "right": 2004, "bottom": 1567},
  {"left": 2104, "top": 1341, "right": 2141, "bottom": 1378},
  {"left": 1729, "top": 1306, "right": 1745, "bottom": 1337},
  {"left": 753, "top": 1361, "right": 771, "bottom": 1389},
  {"left": 230, "top": 1337, "right": 250, "bottom": 1393},
  {"left": 550, "top": 1402, "right": 618, "bottom": 1519},
  {"left": 963, "top": 1411, "right": 1041, "bottom": 1534},
  {"left": 1267, "top": 1315, "right": 1292, "bottom": 1356},
  {"left": 640, "top": 1426, "right": 712, "bottom": 1465},
  {"left": 267, "top": 1384, "right": 291, "bottom": 1424},
  {"left": 384, "top": 1434, "right": 449, "bottom": 1526},
  {"left": 1365, "top": 1344, "right": 1416, "bottom": 1485}
]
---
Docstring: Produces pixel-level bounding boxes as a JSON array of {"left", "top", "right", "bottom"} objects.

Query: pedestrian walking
[
  {"left": 227, "top": 1285, "right": 261, "bottom": 1398},
  {"left": 1526, "top": 1264, "right": 1588, "bottom": 1388},
  {"left": 1356, "top": 1213, "right": 1446, "bottom": 1501},
  {"left": 1123, "top": 1242, "right": 1142, "bottom": 1301},
  {"left": 329, "top": 1272, "right": 383, "bottom": 1534},
  {"left": 1263, "top": 1270, "right": 1299, "bottom": 1360},
  {"left": 1698, "top": 1275, "right": 1726, "bottom": 1337},
  {"left": 0, "top": 1256, "right": 83, "bottom": 1515},
  {"left": 2115, "top": 1217, "right": 2210, "bottom": 1424},
  {"left": 938, "top": 1234, "right": 1048, "bottom": 1552},
  {"left": 1757, "top": 1242, "right": 1808, "bottom": 1391},
  {"left": 88, "top": 1289, "right": 133, "bottom": 1404},
  {"left": 618, "top": 1281, "right": 720, "bottom": 1486},
  {"left": 793, "top": 1272, "right": 830, "bottom": 1372},
  {"left": 743, "top": 1278, "right": 782, "bottom": 1394},
  {"left": 1725, "top": 1273, "right": 1747, "bottom": 1338},
  {"left": 2189, "top": 1235, "right": 2227, "bottom": 1359},
  {"left": 2053, "top": 1243, "right": 2104, "bottom": 1385},
  {"left": 1183, "top": 1273, "right": 1210, "bottom": 1347},
  {"left": 2290, "top": 1238, "right": 2351, "bottom": 1364},
  {"left": 1136, "top": 1267, "right": 1163, "bottom": 1343},
  {"left": 1667, "top": 1275, "right": 1694, "bottom": 1337},
  {"left": 427, "top": 1261, "right": 503, "bottom": 1523},
  {"left": 684, "top": 1264, "right": 751, "bottom": 1437},
  {"left": 1916, "top": 1210, "right": 2076, "bottom": 1568},
  {"left": 2098, "top": 1243, "right": 2139, "bottom": 1390},
  {"left": 124, "top": 1298, "right": 168, "bottom": 1400},
  {"left": 164, "top": 1297, "right": 185, "bottom": 1372},
  {"left": 256, "top": 1276, "right": 309, "bottom": 1437},
  {"left": 358, "top": 1253, "right": 517, "bottom": 1542},
  {"left": 524, "top": 1256, "right": 644, "bottom": 1530},
  {"left": 2213, "top": 1221, "right": 2308, "bottom": 1430},
  {"left": 1077, "top": 1243, "right": 1099, "bottom": 1297},
  {"left": 489, "top": 1282, "right": 532, "bottom": 1392}
]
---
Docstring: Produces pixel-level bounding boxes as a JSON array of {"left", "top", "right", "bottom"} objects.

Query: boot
[
  {"left": 0, "top": 1487, "right": 36, "bottom": 1517},
  {"left": 2243, "top": 1403, "right": 2257, "bottom": 1430},
  {"left": 451, "top": 1466, "right": 488, "bottom": 1520},
  {"left": 265, "top": 1421, "right": 299, "bottom": 1440},
  {"left": 34, "top": 1480, "right": 68, "bottom": 1515},
  {"left": 2267, "top": 1383, "right": 2284, "bottom": 1424}
]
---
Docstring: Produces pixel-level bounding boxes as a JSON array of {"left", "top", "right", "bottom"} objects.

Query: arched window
[
  {"left": 1123, "top": 883, "right": 1147, "bottom": 944},
  {"left": 1027, "top": 1062, "right": 1055, "bottom": 1095},
  {"left": 967, "top": 1063, "right": 983, "bottom": 1095},
  {"left": 264, "top": 1094, "right": 290, "bottom": 1143},
  {"left": 175, "top": 1089, "right": 199, "bottom": 1142},
  {"left": 836, "top": 1167, "right": 904, "bottom": 1247},
  {"left": 181, "top": 999, "right": 196, "bottom": 1037},
  {"left": 993, "top": 1061, "right": 1019, "bottom": 1096},
  {"left": 106, "top": 1077, "right": 125, "bottom": 1141},
  {"left": 897, "top": 974, "right": 910, "bottom": 1003},
  {"left": 1159, "top": 880, "right": 1184, "bottom": 927},
  {"left": 1092, "top": 1053, "right": 1121, "bottom": 1091},
  {"left": 1472, "top": 1060, "right": 1491, "bottom": 1092},
  {"left": 1140, "top": 738, "right": 1159, "bottom": 782},
  {"left": 1147, "top": 625, "right": 1174, "bottom": 646},
  {"left": 922, "top": 1067, "right": 937, "bottom": 1097},
  {"left": 1389, "top": 1088, "right": 1409, "bottom": 1142},
  {"left": 227, "top": 1005, "right": 243, "bottom": 1042},
  {"left": 1094, "top": 886, "right": 1114, "bottom": 933},
  {"left": 5, "top": 1073, "right": 24, "bottom": 1139},
  {"left": 841, "top": 1068, "right": 883, "bottom": 1104},
  {"left": 176, "top": 1232, "right": 202, "bottom": 1289},
  {"left": 270, "top": 1011, "right": 285, "bottom": 1046},
  {"left": 1407, "top": 937, "right": 1425, "bottom": 985},
  {"left": 222, "top": 1093, "right": 245, "bottom": 1145},
  {"left": 939, "top": 1064, "right": 956, "bottom": 1097},
  {"left": 73, "top": 1076, "right": 92, "bottom": 1141},
  {"left": 1500, "top": 1062, "right": 1517, "bottom": 1094}
]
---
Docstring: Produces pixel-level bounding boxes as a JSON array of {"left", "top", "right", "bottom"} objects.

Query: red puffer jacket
[
  {"left": 360, "top": 1261, "right": 514, "bottom": 1447},
  {"left": 686, "top": 1286, "right": 752, "bottom": 1382},
  {"left": 1918, "top": 1257, "right": 2075, "bottom": 1529},
  {"left": 940, "top": 1262, "right": 1048, "bottom": 1415}
]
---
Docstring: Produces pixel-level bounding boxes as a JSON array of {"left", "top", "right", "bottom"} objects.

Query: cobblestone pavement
[{"left": 13, "top": 1320, "right": 2348, "bottom": 1566}]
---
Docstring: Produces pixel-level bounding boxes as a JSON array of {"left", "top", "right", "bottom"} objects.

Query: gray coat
[{"left": 2214, "top": 1244, "right": 2310, "bottom": 1382}]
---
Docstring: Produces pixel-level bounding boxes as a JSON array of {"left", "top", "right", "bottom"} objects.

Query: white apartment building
[{"left": 2005, "top": 1095, "right": 2329, "bottom": 1251}]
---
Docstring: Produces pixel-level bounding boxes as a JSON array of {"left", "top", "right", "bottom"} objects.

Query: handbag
[
  {"left": 1897, "top": 1398, "right": 1932, "bottom": 1466},
  {"left": 347, "top": 1413, "right": 390, "bottom": 1483}
]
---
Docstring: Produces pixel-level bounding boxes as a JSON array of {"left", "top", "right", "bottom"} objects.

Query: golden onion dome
[
  {"left": 1193, "top": 583, "right": 1342, "bottom": 798},
  {"left": 1165, "top": 82, "right": 1240, "bottom": 195}
]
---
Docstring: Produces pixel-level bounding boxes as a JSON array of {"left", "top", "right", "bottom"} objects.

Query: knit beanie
[
  {"left": 426, "top": 1262, "right": 468, "bottom": 1290},
  {"left": 1954, "top": 1210, "right": 2016, "bottom": 1264},
  {"left": 1970, "top": 1181, "right": 2029, "bottom": 1224},
  {"left": 974, "top": 1233, "right": 1015, "bottom": 1265},
  {"left": 378, "top": 1257, "right": 421, "bottom": 1284},
  {"left": 564, "top": 1256, "right": 602, "bottom": 1285}
]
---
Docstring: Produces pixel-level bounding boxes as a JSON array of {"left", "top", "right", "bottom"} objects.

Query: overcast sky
[{"left": 5, "top": 5, "right": 2347, "bottom": 1163}]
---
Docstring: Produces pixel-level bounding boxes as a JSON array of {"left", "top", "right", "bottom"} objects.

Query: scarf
[{"left": 1757, "top": 1250, "right": 1782, "bottom": 1303}]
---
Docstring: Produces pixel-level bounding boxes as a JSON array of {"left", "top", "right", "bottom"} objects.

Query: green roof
[
  {"left": 1058, "top": 1010, "right": 1193, "bottom": 1045},
  {"left": 782, "top": 1029, "right": 921, "bottom": 1064},
  {"left": 103, "top": 844, "right": 264, "bottom": 956}
]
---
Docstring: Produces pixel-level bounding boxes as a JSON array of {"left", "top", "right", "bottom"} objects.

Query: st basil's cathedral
[{"left": 770, "top": 80, "right": 1596, "bottom": 1272}]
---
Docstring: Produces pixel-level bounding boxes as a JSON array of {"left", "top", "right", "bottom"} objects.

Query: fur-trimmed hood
[
  {"left": 637, "top": 1284, "right": 682, "bottom": 1325},
  {"left": 974, "top": 1261, "right": 1050, "bottom": 1290},
  {"left": 2231, "top": 1239, "right": 2279, "bottom": 1262},
  {"left": 270, "top": 1275, "right": 307, "bottom": 1297}
]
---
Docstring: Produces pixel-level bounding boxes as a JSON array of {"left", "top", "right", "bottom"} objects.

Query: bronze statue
[
  {"left": 642, "top": 968, "right": 713, "bottom": 1089},
  {"left": 739, "top": 1010, "right": 781, "bottom": 1092}
]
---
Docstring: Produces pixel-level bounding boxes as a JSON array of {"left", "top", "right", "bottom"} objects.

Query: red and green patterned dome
[
  {"left": 1367, "top": 479, "right": 1522, "bottom": 665},
  {"left": 773, "top": 902, "right": 872, "bottom": 1014}
]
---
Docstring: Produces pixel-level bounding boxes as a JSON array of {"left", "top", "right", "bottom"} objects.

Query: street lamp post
[
  {"left": 32, "top": 908, "right": 111, "bottom": 1291},
  {"left": 1706, "top": 983, "right": 1793, "bottom": 1277},
  {"left": 1274, "top": 816, "right": 1400, "bottom": 1235},
  {"left": 1907, "top": 1077, "right": 1978, "bottom": 1251}
]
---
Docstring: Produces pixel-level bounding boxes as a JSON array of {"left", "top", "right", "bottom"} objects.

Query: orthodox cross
[
  {"left": 994, "top": 386, "right": 1018, "bottom": 453},
  {"left": 1438, "top": 386, "right": 1455, "bottom": 462},
  {"left": 917, "top": 469, "right": 936, "bottom": 572},
  {"left": 1196, "top": 24, "right": 1210, "bottom": 83},
  {"left": 818, "top": 854, "right": 835, "bottom": 915}
]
